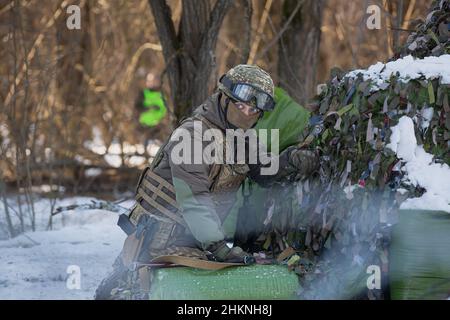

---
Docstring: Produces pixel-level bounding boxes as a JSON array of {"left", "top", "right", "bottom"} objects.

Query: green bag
[
  {"left": 390, "top": 210, "right": 450, "bottom": 300},
  {"left": 149, "top": 264, "right": 299, "bottom": 300},
  {"left": 255, "top": 87, "right": 310, "bottom": 152}
]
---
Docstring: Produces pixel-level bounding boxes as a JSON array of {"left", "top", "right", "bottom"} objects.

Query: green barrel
[
  {"left": 390, "top": 210, "right": 450, "bottom": 300},
  {"left": 149, "top": 265, "right": 299, "bottom": 300}
]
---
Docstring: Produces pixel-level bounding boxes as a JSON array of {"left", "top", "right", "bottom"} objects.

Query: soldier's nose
[
  {"left": 236, "top": 103, "right": 253, "bottom": 116},
  {"left": 242, "top": 108, "right": 253, "bottom": 117}
]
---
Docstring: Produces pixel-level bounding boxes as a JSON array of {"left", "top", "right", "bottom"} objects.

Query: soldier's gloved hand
[
  {"left": 207, "top": 241, "right": 256, "bottom": 265},
  {"left": 288, "top": 148, "right": 320, "bottom": 180}
]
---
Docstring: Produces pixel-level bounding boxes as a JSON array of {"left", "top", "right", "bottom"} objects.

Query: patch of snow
[
  {"left": 107, "top": 142, "right": 122, "bottom": 155},
  {"left": 104, "top": 154, "right": 122, "bottom": 168},
  {"left": 84, "top": 127, "right": 107, "bottom": 155},
  {"left": 146, "top": 143, "right": 160, "bottom": 157},
  {"left": 387, "top": 116, "right": 450, "bottom": 213},
  {"left": 346, "top": 55, "right": 450, "bottom": 90},
  {"left": 75, "top": 155, "right": 92, "bottom": 165},
  {"left": 0, "top": 196, "right": 129, "bottom": 299},
  {"left": 29, "top": 184, "right": 66, "bottom": 194},
  {"left": 85, "top": 168, "right": 102, "bottom": 177},
  {"left": 420, "top": 107, "right": 434, "bottom": 131},
  {"left": 127, "top": 156, "right": 146, "bottom": 167},
  {"left": 0, "top": 123, "right": 10, "bottom": 148},
  {"left": 83, "top": 128, "right": 160, "bottom": 168},
  {"left": 386, "top": 117, "right": 417, "bottom": 162}
]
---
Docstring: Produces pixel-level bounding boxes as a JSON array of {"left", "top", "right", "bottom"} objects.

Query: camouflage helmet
[{"left": 218, "top": 64, "right": 275, "bottom": 108}]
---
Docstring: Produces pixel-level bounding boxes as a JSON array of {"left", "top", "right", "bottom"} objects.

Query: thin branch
[
  {"left": 248, "top": 0, "right": 273, "bottom": 64},
  {"left": 254, "top": 0, "right": 304, "bottom": 62},
  {"left": 4, "top": 0, "right": 68, "bottom": 108},
  {"left": 382, "top": 0, "right": 394, "bottom": 57},
  {"left": 0, "top": 0, "right": 33, "bottom": 16},
  {"left": 388, "top": 26, "right": 415, "bottom": 32},
  {"left": 240, "top": 0, "right": 252, "bottom": 64},
  {"left": 401, "top": 0, "right": 416, "bottom": 30},
  {"left": 195, "top": 0, "right": 233, "bottom": 84},
  {"left": 121, "top": 42, "right": 163, "bottom": 91},
  {"left": 267, "top": 14, "right": 303, "bottom": 92}
]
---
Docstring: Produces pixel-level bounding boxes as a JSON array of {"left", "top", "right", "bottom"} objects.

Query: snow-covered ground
[{"left": 0, "top": 196, "right": 130, "bottom": 299}]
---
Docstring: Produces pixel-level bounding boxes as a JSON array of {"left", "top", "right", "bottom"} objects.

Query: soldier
[
  {"left": 95, "top": 64, "right": 319, "bottom": 299},
  {"left": 134, "top": 72, "right": 167, "bottom": 128}
]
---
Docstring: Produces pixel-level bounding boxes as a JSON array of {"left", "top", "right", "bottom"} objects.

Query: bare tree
[
  {"left": 148, "top": 0, "right": 233, "bottom": 122},
  {"left": 278, "top": 0, "right": 324, "bottom": 105}
]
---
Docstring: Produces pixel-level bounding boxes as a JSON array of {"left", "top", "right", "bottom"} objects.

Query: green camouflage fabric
[{"left": 218, "top": 64, "right": 275, "bottom": 107}]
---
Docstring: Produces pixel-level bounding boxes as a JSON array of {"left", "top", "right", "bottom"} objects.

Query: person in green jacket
[
  {"left": 96, "top": 64, "right": 319, "bottom": 299},
  {"left": 134, "top": 73, "right": 167, "bottom": 128}
]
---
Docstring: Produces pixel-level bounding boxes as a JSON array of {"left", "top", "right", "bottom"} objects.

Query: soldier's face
[
  {"left": 227, "top": 101, "right": 261, "bottom": 130},
  {"left": 233, "top": 102, "right": 261, "bottom": 117},
  {"left": 146, "top": 73, "right": 160, "bottom": 88}
]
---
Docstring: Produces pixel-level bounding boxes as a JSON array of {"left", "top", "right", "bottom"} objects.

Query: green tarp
[{"left": 390, "top": 210, "right": 450, "bottom": 300}]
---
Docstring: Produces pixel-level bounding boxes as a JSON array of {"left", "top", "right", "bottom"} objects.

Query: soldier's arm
[{"left": 166, "top": 123, "right": 226, "bottom": 250}]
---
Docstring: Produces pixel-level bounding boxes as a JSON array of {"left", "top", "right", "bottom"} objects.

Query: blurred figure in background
[{"left": 134, "top": 70, "right": 167, "bottom": 153}]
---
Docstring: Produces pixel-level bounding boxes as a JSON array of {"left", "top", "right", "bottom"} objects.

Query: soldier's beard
[{"left": 226, "top": 103, "right": 260, "bottom": 130}]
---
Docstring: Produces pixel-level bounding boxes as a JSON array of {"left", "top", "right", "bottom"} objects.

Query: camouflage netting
[
  {"left": 237, "top": 0, "right": 450, "bottom": 299},
  {"left": 394, "top": 0, "right": 450, "bottom": 59}
]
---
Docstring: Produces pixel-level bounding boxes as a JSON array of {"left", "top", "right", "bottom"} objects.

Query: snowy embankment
[{"left": 0, "top": 197, "right": 130, "bottom": 299}]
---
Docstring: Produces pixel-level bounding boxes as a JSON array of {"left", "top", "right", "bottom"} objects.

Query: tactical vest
[
  {"left": 198, "top": 114, "right": 249, "bottom": 194},
  {"left": 129, "top": 113, "right": 249, "bottom": 252}
]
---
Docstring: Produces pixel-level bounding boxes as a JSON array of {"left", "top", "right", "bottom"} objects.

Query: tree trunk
[
  {"left": 148, "top": 0, "right": 232, "bottom": 123},
  {"left": 0, "top": 178, "right": 15, "bottom": 238},
  {"left": 278, "top": 0, "right": 324, "bottom": 105}
]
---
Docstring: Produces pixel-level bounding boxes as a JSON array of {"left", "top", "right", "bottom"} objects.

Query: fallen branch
[{"left": 52, "top": 199, "right": 131, "bottom": 216}]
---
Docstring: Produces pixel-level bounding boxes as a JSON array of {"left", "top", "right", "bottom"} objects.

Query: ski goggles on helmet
[{"left": 220, "top": 75, "right": 275, "bottom": 111}]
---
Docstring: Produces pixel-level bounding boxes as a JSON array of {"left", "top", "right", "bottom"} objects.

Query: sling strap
[{"left": 151, "top": 255, "right": 244, "bottom": 270}]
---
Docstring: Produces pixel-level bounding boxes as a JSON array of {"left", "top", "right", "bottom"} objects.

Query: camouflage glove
[
  {"left": 287, "top": 147, "right": 319, "bottom": 180},
  {"left": 207, "top": 241, "right": 256, "bottom": 265}
]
